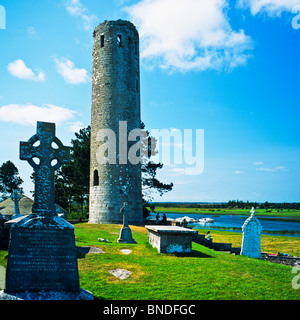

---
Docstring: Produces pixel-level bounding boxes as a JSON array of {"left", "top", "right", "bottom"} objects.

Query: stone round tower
[{"left": 89, "top": 20, "right": 143, "bottom": 225}]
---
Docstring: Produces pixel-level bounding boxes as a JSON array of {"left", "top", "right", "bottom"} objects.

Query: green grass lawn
[
  {"left": 1, "top": 223, "right": 299, "bottom": 300},
  {"left": 75, "top": 224, "right": 300, "bottom": 300}
]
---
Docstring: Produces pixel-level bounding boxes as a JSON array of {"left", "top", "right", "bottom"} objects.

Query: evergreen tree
[
  {"left": 55, "top": 126, "right": 90, "bottom": 217},
  {"left": 140, "top": 122, "right": 173, "bottom": 217},
  {"left": 0, "top": 161, "right": 23, "bottom": 200}
]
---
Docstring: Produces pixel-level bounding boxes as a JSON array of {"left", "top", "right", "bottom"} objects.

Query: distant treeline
[{"left": 153, "top": 200, "right": 300, "bottom": 210}]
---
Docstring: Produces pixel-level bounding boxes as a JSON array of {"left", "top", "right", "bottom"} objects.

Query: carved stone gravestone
[
  {"left": 11, "top": 190, "right": 22, "bottom": 220},
  {"left": 241, "top": 207, "right": 262, "bottom": 259},
  {"left": 0, "top": 214, "right": 9, "bottom": 249},
  {"left": 117, "top": 202, "right": 136, "bottom": 244},
  {"left": 4, "top": 122, "right": 93, "bottom": 300}
]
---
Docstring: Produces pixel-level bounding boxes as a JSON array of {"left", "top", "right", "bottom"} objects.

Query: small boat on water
[
  {"left": 175, "top": 216, "right": 214, "bottom": 224},
  {"left": 198, "top": 218, "right": 214, "bottom": 224},
  {"left": 175, "top": 216, "right": 197, "bottom": 223},
  {"left": 147, "top": 215, "right": 214, "bottom": 224}
]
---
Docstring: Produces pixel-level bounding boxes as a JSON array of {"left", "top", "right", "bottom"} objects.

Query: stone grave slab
[
  {"left": 146, "top": 226, "right": 197, "bottom": 253},
  {"left": 109, "top": 269, "right": 131, "bottom": 280},
  {"left": 77, "top": 246, "right": 105, "bottom": 255},
  {"left": 120, "top": 249, "right": 132, "bottom": 255}
]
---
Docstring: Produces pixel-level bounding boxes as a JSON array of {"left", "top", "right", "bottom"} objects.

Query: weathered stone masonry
[{"left": 89, "top": 20, "right": 143, "bottom": 225}]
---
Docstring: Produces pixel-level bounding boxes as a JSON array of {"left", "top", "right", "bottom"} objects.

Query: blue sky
[{"left": 0, "top": 0, "right": 299, "bottom": 202}]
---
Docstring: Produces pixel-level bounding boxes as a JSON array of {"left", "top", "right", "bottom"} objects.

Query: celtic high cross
[
  {"left": 20, "top": 122, "right": 70, "bottom": 218},
  {"left": 120, "top": 202, "right": 129, "bottom": 227},
  {"left": 11, "top": 190, "right": 22, "bottom": 219}
]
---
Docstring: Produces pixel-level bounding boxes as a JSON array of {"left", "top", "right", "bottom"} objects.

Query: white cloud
[
  {"left": 64, "top": 0, "right": 98, "bottom": 31},
  {"left": 27, "top": 27, "right": 40, "bottom": 40},
  {"left": 0, "top": 104, "right": 77, "bottom": 126},
  {"left": 238, "top": 0, "right": 299, "bottom": 16},
  {"left": 54, "top": 57, "right": 90, "bottom": 84},
  {"left": 254, "top": 161, "right": 263, "bottom": 165},
  {"left": 234, "top": 170, "right": 244, "bottom": 174},
  {"left": 7, "top": 59, "right": 45, "bottom": 82},
  {"left": 256, "top": 166, "right": 288, "bottom": 172},
  {"left": 67, "top": 121, "right": 85, "bottom": 133},
  {"left": 125, "top": 0, "right": 252, "bottom": 72}
]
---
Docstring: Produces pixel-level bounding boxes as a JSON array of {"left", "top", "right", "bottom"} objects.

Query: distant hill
[
  {"left": 0, "top": 195, "right": 33, "bottom": 216},
  {"left": 0, "top": 195, "right": 66, "bottom": 216}
]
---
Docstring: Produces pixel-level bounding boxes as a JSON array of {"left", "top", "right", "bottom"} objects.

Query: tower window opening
[
  {"left": 134, "top": 41, "right": 138, "bottom": 55},
  {"left": 93, "top": 170, "right": 99, "bottom": 186},
  {"left": 136, "top": 79, "right": 139, "bottom": 91},
  {"left": 117, "top": 35, "right": 122, "bottom": 47},
  {"left": 100, "top": 35, "right": 104, "bottom": 48}
]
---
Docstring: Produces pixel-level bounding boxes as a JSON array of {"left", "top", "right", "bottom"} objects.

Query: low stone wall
[
  {"left": 231, "top": 247, "right": 241, "bottom": 255},
  {"left": 261, "top": 254, "right": 300, "bottom": 267},
  {"left": 145, "top": 220, "right": 172, "bottom": 226},
  {"left": 193, "top": 232, "right": 241, "bottom": 254},
  {"left": 192, "top": 231, "right": 300, "bottom": 264},
  {"left": 212, "top": 242, "right": 232, "bottom": 252}
]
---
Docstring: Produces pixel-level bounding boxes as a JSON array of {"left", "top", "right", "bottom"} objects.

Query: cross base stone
[
  {"left": 4, "top": 214, "right": 93, "bottom": 300},
  {"left": 117, "top": 226, "right": 137, "bottom": 244},
  {"left": 0, "top": 289, "right": 93, "bottom": 300}
]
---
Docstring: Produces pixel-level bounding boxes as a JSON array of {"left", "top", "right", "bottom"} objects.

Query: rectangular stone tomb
[
  {"left": 146, "top": 226, "right": 197, "bottom": 253},
  {"left": 5, "top": 215, "right": 80, "bottom": 294}
]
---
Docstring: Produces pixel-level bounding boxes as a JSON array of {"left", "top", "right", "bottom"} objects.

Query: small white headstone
[{"left": 241, "top": 207, "right": 262, "bottom": 258}]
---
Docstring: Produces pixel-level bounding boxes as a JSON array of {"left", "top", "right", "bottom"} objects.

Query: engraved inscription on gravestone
[{"left": 7, "top": 227, "right": 79, "bottom": 292}]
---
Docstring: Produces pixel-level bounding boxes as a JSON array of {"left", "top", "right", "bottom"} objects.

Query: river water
[{"left": 150, "top": 212, "right": 300, "bottom": 237}]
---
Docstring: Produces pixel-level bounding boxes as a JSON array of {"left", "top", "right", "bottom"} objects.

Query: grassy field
[
  {"left": 0, "top": 223, "right": 299, "bottom": 300},
  {"left": 154, "top": 206, "right": 300, "bottom": 218},
  {"left": 195, "top": 228, "right": 300, "bottom": 256},
  {"left": 2, "top": 223, "right": 299, "bottom": 300}
]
